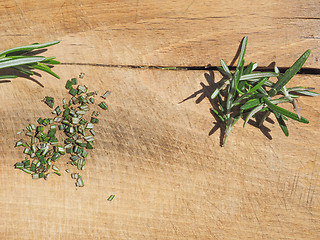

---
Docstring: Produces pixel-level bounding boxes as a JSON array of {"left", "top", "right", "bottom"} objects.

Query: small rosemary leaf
[
  {"left": 0, "top": 41, "right": 60, "bottom": 57},
  {"left": 241, "top": 98, "right": 261, "bottom": 110},
  {"left": 269, "top": 50, "right": 311, "bottom": 97},
  {"left": 263, "top": 98, "right": 309, "bottom": 123},
  {"left": 13, "top": 66, "right": 34, "bottom": 75},
  {"left": 237, "top": 36, "right": 248, "bottom": 70},
  {"left": 233, "top": 77, "right": 269, "bottom": 106},
  {"left": 239, "top": 72, "right": 278, "bottom": 81},
  {"left": 29, "top": 62, "right": 60, "bottom": 79},
  {"left": 220, "top": 59, "right": 232, "bottom": 78},
  {"left": 291, "top": 90, "right": 319, "bottom": 97},
  {"left": 42, "top": 58, "right": 60, "bottom": 65},
  {"left": 273, "top": 111, "right": 289, "bottom": 136},
  {"left": 210, "top": 88, "right": 220, "bottom": 100},
  {"left": 211, "top": 108, "right": 225, "bottom": 123},
  {"left": 0, "top": 57, "right": 46, "bottom": 70},
  {"left": 243, "top": 104, "right": 265, "bottom": 127},
  {"left": 243, "top": 62, "right": 255, "bottom": 75},
  {"left": 0, "top": 75, "right": 17, "bottom": 79}
]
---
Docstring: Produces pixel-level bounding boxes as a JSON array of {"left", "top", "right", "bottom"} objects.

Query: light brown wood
[
  {"left": 0, "top": 0, "right": 320, "bottom": 67},
  {"left": 0, "top": 1, "right": 319, "bottom": 239}
]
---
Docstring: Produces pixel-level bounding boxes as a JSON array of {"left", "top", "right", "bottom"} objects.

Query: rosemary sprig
[
  {"left": 211, "top": 37, "right": 318, "bottom": 146},
  {"left": 0, "top": 41, "right": 60, "bottom": 80}
]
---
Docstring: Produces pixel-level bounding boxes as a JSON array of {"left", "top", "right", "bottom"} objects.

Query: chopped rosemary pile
[
  {"left": 14, "top": 76, "right": 110, "bottom": 186},
  {"left": 211, "top": 36, "right": 318, "bottom": 146}
]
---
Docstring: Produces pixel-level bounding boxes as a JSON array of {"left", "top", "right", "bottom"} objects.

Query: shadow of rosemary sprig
[
  {"left": 211, "top": 36, "right": 318, "bottom": 146},
  {"left": 0, "top": 41, "right": 60, "bottom": 82}
]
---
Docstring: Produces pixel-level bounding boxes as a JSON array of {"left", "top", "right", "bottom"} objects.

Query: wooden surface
[{"left": 0, "top": 1, "right": 319, "bottom": 239}]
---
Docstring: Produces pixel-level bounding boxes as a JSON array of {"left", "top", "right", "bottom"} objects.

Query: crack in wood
[{"left": 60, "top": 62, "right": 320, "bottom": 75}]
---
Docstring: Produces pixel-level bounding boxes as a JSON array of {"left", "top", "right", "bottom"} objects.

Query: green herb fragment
[
  {"left": 70, "top": 155, "right": 80, "bottom": 161},
  {"left": 15, "top": 139, "right": 25, "bottom": 147},
  {"left": 86, "top": 142, "right": 94, "bottom": 149},
  {"left": 69, "top": 88, "right": 78, "bottom": 97},
  {"left": 107, "top": 195, "right": 115, "bottom": 201},
  {"left": 44, "top": 96, "right": 54, "bottom": 108},
  {"left": 79, "top": 73, "right": 85, "bottom": 79},
  {"left": 101, "top": 91, "right": 111, "bottom": 99},
  {"left": 51, "top": 152, "right": 61, "bottom": 161},
  {"left": 54, "top": 106, "right": 62, "bottom": 116},
  {"left": 71, "top": 78, "right": 77, "bottom": 85},
  {"left": 37, "top": 118, "right": 44, "bottom": 125},
  {"left": 52, "top": 165, "right": 60, "bottom": 172},
  {"left": 75, "top": 175, "right": 84, "bottom": 187},
  {"left": 44, "top": 173, "right": 51, "bottom": 180},
  {"left": 65, "top": 80, "right": 73, "bottom": 89},
  {"left": 22, "top": 168, "right": 31, "bottom": 174},
  {"left": 71, "top": 173, "right": 79, "bottom": 179},
  {"left": 77, "top": 85, "right": 87, "bottom": 94},
  {"left": 84, "top": 136, "right": 94, "bottom": 142},
  {"left": 15, "top": 162, "right": 24, "bottom": 169},
  {"left": 32, "top": 173, "right": 39, "bottom": 179},
  {"left": 98, "top": 102, "right": 108, "bottom": 110},
  {"left": 90, "top": 117, "right": 99, "bottom": 124},
  {"left": 89, "top": 97, "right": 95, "bottom": 104}
]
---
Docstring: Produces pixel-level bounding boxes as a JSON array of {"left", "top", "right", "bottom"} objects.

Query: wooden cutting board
[{"left": 0, "top": 1, "right": 319, "bottom": 239}]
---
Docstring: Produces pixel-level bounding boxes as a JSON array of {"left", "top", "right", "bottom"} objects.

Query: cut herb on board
[
  {"left": 107, "top": 195, "right": 115, "bottom": 201},
  {"left": 0, "top": 41, "right": 60, "bottom": 80},
  {"left": 14, "top": 75, "right": 111, "bottom": 187},
  {"left": 210, "top": 36, "right": 318, "bottom": 146}
]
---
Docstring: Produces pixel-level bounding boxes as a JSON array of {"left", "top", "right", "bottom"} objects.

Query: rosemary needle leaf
[
  {"left": 29, "top": 62, "right": 60, "bottom": 79},
  {"left": 220, "top": 59, "right": 232, "bottom": 78},
  {"left": 0, "top": 75, "right": 17, "bottom": 79},
  {"left": 243, "top": 104, "right": 265, "bottom": 127},
  {"left": 237, "top": 36, "right": 248, "bottom": 70},
  {"left": 0, "top": 57, "right": 45, "bottom": 70},
  {"left": 241, "top": 98, "right": 261, "bottom": 110},
  {"left": 274, "top": 111, "right": 289, "bottom": 136},
  {"left": 210, "top": 88, "right": 220, "bottom": 100},
  {"left": 263, "top": 98, "right": 309, "bottom": 123},
  {"left": 291, "top": 90, "right": 319, "bottom": 97},
  {"left": 0, "top": 41, "right": 60, "bottom": 57},
  {"left": 239, "top": 72, "right": 278, "bottom": 81},
  {"left": 269, "top": 49, "right": 311, "bottom": 97}
]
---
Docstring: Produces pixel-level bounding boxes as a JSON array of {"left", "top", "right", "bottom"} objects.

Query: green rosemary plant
[
  {"left": 211, "top": 36, "right": 318, "bottom": 146},
  {"left": 0, "top": 41, "right": 60, "bottom": 80}
]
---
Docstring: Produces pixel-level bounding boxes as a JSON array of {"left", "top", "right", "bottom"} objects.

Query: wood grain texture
[
  {"left": 0, "top": 0, "right": 319, "bottom": 67},
  {"left": 0, "top": 1, "right": 319, "bottom": 239}
]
